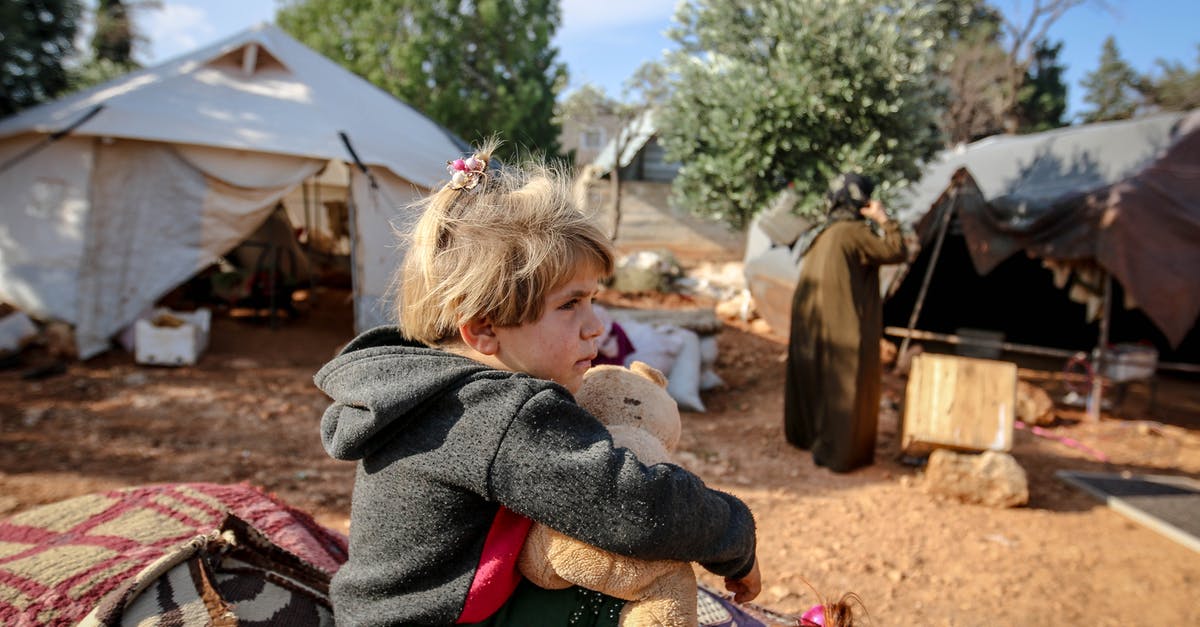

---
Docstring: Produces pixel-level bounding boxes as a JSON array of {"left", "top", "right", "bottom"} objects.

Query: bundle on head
[{"left": 824, "top": 172, "right": 875, "bottom": 217}]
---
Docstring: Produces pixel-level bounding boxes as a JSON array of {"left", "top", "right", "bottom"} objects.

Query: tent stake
[{"left": 897, "top": 188, "right": 955, "bottom": 362}]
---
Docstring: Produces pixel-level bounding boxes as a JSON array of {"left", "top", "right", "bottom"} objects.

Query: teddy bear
[{"left": 517, "top": 361, "right": 698, "bottom": 627}]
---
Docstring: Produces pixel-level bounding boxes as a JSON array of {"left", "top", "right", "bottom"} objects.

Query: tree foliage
[
  {"left": 937, "top": 7, "right": 1010, "bottom": 144},
  {"left": 993, "top": 0, "right": 1086, "bottom": 131},
  {"left": 658, "top": 0, "right": 946, "bottom": 228},
  {"left": 555, "top": 84, "right": 621, "bottom": 133},
  {"left": 937, "top": 0, "right": 1075, "bottom": 142},
  {"left": 1142, "top": 45, "right": 1200, "bottom": 113},
  {"left": 1079, "top": 36, "right": 1141, "bottom": 123},
  {"left": 1017, "top": 39, "right": 1067, "bottom": 132},
  {"left": 0, "top": 0, "right": 83, "bottom": 117},
  {"left": 92, "top": 0, "right": 136, "bottom": 65},
  {"left": 276, "top": 0, "right": 566, "bottom": 161},
  {"left": 69, "top": 0, "right": 159, "bottom": 93}
]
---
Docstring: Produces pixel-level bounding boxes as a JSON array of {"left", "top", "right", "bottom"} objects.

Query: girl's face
[{"left": 490, "top": 268, "right": 606, "bottom": 394}]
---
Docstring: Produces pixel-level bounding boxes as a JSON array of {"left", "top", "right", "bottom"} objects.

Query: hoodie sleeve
[{"left": 487, "top": 388, "right": 757, "bottom": 580}]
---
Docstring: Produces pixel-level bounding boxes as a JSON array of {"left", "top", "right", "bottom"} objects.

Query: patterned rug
[
  {"left": 0, "top": 482, "right": 347, "bottom": 626},
  {"left": 2, "top": 482, "right": 809, "bottom": 626},
  {"left": 698, "top": 584, "right": 803, "bottom": 626}
]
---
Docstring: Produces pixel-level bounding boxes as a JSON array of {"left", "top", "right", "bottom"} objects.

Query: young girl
[{"left": 314, "top": 140, "right": 760, "bottom": 626}]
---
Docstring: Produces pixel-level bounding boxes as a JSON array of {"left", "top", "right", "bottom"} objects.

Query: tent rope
[{"left": 0, "top": 104, "right": 105, "bottom": 176}]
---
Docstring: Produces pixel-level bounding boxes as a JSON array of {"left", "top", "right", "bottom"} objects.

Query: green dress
[{"left": 784, "top": 219, "right": 905, "bottom": 472}]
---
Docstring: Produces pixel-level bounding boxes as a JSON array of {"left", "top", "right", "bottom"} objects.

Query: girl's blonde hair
[{"left": 396, "top": 139, "right": 614, "bottom": 345}]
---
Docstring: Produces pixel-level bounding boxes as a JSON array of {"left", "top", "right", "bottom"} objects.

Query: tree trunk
[{"left": 609, "top": 153, "right": 623, "bottom": 242}]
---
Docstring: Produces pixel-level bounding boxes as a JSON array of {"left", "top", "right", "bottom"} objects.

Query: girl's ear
[{"left": 459, "top": 317, "right": 499, "bottom": 355}]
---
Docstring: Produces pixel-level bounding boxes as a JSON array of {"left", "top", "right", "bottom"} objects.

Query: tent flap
[
  {"left": 74, "top": 139, "right": 322, "bottom": 358},
  {"left": 349, "top": 169, "right": 425, "bottom": 333}
]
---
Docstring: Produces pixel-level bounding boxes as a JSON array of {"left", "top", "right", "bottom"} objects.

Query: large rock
[
  {"left": 921, "top": 449, "right": 1029, "bottom": 508},
  {"left": 610, "top": 250, "right": 681, "bottom": 293},
  {"left": 1016, "top": 380, "right": 1056, "bottom": 426}
]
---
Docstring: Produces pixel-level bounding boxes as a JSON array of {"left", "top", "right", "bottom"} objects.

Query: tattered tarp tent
[
  {"left": 746, "top": 111, "right": 1200, "bottom": 354},
  {"left": 0, "top": 24, "right": 465, "bottom": 358},
  {"left": 891, "top": 110, "right": 1200, "bottom": 351}
]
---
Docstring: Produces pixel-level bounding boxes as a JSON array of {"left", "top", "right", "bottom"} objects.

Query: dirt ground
[{"left": 2, "top": 287, "right": 1198, "bottom": 626}]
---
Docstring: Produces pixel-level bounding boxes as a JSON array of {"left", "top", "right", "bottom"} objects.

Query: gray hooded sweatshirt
[{"left": 315, "top": 327, "right": 756, "bottom": 626}]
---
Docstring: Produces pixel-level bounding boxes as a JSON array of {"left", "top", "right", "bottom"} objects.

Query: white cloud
[
  {"left": 559, "top": 0, "right": 676, "bottom": 34},
  {"left": 138, "top": 2, "right": 216, "bottom": 64}
]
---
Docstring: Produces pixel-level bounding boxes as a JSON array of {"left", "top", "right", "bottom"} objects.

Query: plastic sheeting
[{"left": 909, "top": 112, "right": 1200, "bottom": 347}]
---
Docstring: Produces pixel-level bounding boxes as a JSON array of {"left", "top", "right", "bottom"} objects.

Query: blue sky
[{"left": 127, "top": 1, "right": 1197, "bottom": 122}]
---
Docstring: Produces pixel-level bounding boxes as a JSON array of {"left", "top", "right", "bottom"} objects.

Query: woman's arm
[{"left": 853, "top": 201, "right": 906, "bottom": 264}]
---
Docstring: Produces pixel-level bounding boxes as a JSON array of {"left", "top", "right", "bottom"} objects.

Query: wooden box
[{"left": 901, "top": 353, "right": 1017, "bottom": 456}]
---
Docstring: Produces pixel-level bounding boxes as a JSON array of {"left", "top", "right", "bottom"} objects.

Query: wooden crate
[{"left": 902, "top": 353, "right": 1017, "bottom": 456}]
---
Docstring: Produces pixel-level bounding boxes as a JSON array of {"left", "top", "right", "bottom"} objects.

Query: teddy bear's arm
[
  {"left": 606, "top": 426, "right": 674, "bottom": 467},
  {"left": 519, "top": 525, "right": 697, "bottom": 625}
]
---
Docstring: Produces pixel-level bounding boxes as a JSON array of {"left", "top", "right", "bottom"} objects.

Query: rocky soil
[{"left": 2, "top": 287, "right": 1198, "bottom": 626}]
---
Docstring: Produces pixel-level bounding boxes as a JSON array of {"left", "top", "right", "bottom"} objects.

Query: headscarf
[{"left": 793, "top": 172, "right": 876, "bottom": 260}]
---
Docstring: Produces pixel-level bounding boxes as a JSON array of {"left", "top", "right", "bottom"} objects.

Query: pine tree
[
  {"left": 1080, "top": 36, "right": 1142, "bottom": 123},
  {"left": 92, "top": 0, "right": 136, "bottom": 65},
  {"left": 68, "top": 0, "right": 153, "bottom": 92},
  {"left": 1018, "top": 39, "right": 1068, "bottom": 132}
]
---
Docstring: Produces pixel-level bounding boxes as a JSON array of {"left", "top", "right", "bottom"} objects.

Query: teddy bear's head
[{"left": 576, "top": 361, "right": 681, "bottom": 454}]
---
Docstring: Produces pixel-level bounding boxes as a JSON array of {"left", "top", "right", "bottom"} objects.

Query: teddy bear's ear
[{"left": 629, "top": 360, "right": 668, "bottom": 388}]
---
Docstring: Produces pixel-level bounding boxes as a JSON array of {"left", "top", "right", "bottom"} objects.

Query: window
[{"left": 581, "top": 128, "right": 606, "bottom": 149}]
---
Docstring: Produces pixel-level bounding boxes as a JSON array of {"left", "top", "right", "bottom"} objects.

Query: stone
[
  {"left": 921, "top": 449, "right": 1029, "bottom": 508},
  {"left": 1016, "top": 381, "right": 1056, "bottom": 426}
]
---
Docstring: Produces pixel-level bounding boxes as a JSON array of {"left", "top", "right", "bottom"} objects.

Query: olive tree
[{"left": 659, "top": 0, "right": 946, "bottom": 227}]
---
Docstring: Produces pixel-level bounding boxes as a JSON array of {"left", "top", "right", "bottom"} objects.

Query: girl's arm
[{"left": 488, "top": 389, "right": 758, "bottom": 581}]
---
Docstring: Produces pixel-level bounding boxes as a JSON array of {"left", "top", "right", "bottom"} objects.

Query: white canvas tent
[{"left": 0, "top": 24, "right": 466, "bottom": 358}]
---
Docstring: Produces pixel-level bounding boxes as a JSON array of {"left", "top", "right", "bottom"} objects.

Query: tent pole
[
  {"left": 301, "top": 179, "right": 311, "bottom": 246},
  {"left": 1087, "top": 270, "right": 1112, "bottom": 422},
  {"left": 897, "top": 191, "right": 955, "bottom": 362}
]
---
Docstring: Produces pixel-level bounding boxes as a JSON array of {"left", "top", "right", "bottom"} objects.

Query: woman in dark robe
[{"left": 784, "top": 173, "right": 906, "bottom": 472}]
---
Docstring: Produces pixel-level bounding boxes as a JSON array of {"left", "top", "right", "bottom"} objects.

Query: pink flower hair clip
[{"left": 446, "top": 153, "right": 489, "bottom": 191}]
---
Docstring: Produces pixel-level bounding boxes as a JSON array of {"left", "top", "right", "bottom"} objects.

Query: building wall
[
  {"left": 560, "top": 113, "right": 621, "bottom": 166},
  {"left": 584, "top": 180, "right": 746, "bottom": 264},
  {"left": 619, "top": 137, "right": 680, "bottom": 183}
]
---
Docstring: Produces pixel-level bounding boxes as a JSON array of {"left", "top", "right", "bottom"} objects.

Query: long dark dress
[{"left": 784, "top": 219, "right": 905, "bottom": 472}]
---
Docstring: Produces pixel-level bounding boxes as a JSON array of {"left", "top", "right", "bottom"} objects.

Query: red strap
[{"left": 456, "top": 506, "right": 533, "bottom": 623}]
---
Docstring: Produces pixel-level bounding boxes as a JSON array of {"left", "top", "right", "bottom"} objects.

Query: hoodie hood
[{"left": 314, "top": 326, "right": 489, "bottom": 460}]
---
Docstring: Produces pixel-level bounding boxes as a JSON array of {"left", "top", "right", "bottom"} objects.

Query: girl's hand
[
  {"left": 724, "top": 560, "right": 762, "bottom": 603},
  {"left": 860, "top": 199, "right": 889, "bottom": 224}
]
